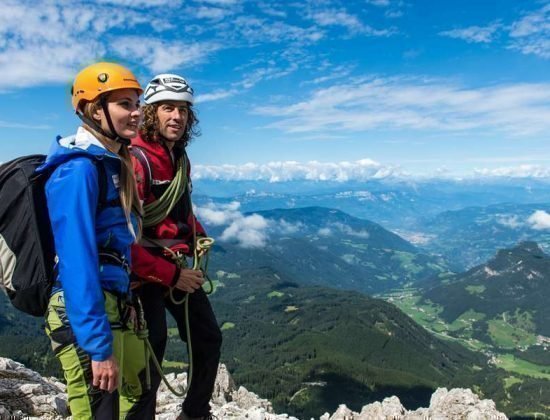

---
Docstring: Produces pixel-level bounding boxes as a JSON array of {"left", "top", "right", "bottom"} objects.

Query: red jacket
[{"left": 130, "top": 133, "right": 206, "bottom": 287}]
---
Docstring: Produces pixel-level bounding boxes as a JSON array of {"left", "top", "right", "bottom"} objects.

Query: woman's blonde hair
[{"left": 82, "top": 99, "right": 142, "bottom": 240}]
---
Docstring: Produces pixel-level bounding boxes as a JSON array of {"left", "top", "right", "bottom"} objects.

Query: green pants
[{"left": 45, "top": 291, "right": 150, "bottom": 419}]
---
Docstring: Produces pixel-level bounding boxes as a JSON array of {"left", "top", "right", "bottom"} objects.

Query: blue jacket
[{"left": 37, "top": 127, "right": 136, "bottom": 361}]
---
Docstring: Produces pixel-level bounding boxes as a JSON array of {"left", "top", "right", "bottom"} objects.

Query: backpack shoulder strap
[
  {"left": 130, "top": 146, "right": 152, "bottom": 199},
  {"left": 94, "top": 159, "right": 120, "bottom": 210}
]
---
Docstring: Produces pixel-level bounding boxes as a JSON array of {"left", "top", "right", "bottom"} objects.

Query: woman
[{"left": 37, "top": 62, "right": 149, "bottom": 419}]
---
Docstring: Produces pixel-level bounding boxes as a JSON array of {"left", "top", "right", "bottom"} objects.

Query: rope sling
[
  {"left": 142, "top": 156, "right": 187, "bottom": 228},
  {"left": 136, "top": 154, "right": 215, "bottom": 397}
]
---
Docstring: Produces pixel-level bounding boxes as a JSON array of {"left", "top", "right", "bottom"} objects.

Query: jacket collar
[{"left": 57, "top": 127, "right": 119, "bottom": 159}]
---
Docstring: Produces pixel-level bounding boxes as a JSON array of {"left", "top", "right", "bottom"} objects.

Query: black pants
[{"left": 136, "top": 283, "right": 222, "bottom": 418}]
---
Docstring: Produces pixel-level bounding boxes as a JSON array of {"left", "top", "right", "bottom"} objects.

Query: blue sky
[{"left": 1, "top": 0, "right": 549, "bottom": 180}]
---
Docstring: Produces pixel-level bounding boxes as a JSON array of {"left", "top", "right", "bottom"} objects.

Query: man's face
[{"left": 156, "top": 100, "right": 189, "bottom": 143}]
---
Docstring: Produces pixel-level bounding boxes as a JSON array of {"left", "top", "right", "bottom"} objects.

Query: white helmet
[{"left": 143, "top": 73, "right": 194, "bottom": 105}]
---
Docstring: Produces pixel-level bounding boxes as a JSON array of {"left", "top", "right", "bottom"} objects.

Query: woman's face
[{"left": 94, "top": 88, "right": 141, "bottom": 138}]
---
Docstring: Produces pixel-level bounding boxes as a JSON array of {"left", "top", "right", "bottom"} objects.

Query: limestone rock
[
  {"left": 329, "top": 404, "right": 354, "bottom": 419},
  {"left": 0, "top": 358, "right": 68, "bottom": 418},
  {"left": 212, "top": 363, "right": 236, "bottom": 405},
  {"left": 155, "top": 365, "right": 296, "bottom": 420},
  {"left": 411, "top": 387, "right": 508, "bottom": 420},
  {"left": 0, "top": 357, "right": 509, "bottom": 420},
  {"left": 357, "top": 396, "right": 406, "bottom": 419},
  {"left": 322, "top": 387, "right": 507, "bottom": 420}
]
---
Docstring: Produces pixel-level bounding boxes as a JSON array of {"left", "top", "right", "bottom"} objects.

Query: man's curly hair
[{"left": 139, "top": 103, "right": 200, "bottom": 148}]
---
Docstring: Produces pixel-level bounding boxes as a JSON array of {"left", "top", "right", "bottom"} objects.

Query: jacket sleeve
[
  {"left": 131, "top": 244, "right": 179, "bottom": 286},
  {"left": 130, "top": 154, "right": 179, "bottom": 286},
  {"left": 46, "top": 158, "right": 112, "bottom": 362}
]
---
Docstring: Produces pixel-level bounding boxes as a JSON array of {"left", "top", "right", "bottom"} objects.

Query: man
[{"left": 130, "top": 74, "right": 222, "bottom": 420}]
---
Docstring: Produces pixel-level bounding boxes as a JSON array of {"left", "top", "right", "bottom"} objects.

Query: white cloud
[
  {"left": 496, "top": 215, "right": 523, "bottom": 229},
  {"left": 228, "top": 16, "right": 324, "bottom": 44},
  {"left": 308, "top": 9, "right": 394, "bottom": 36},
  {"left": 0, "top": 1, "right": 182, "bottom": 88},
  {"left": 302, "top": 65, "right": 353, "bottom": 85},
  {"left": 509, "top": 37, "right": 550, "bottom": 59},
  {"left": 508, "top": 4, "right": 550, "bottom": 59},
  {"left": 195, "top": 202, "right": 238, "bottom": 226},
  {"left": 527, "top": 210, "right": 550, "bottom": 230},
  {"left": 258, "top": 3, "right": 287, "bottom": 18},
  {"left": 473, "top": 165, "right": 550, "bottom": 178},
  {"left": 254, "top": 76, "right": 550, "bottom": 136},
  {"left": 0, "top": 41, "right": 105, "bottom": 88},
  {"left": 195, "top": 0, "right": 239, "bottom": 4},
  {"left": 196, "top": 89, "right": 239, "bottom": 103},
  {"left": 509, "top": 4, "right": 550, "bottom": 37},
  {"left": 238, "top": 63, "right": 299, "bottom": 89},
  {"left": 96, "top": 0, "right": 181, "bottom": 6},
  {"left": 195, "top": 202, "right": 269, "bottom": 248},
  {"left": 318, "top": 228, "right": 332, "bottom": 236},
  {"left": 366, "top": 0, "right": 391, "bottom": 6},
  {"left": 197, "top": 48, "right": 310, "bottom": 102},
  {"left": 220, "top": 214, "right": 270, "bottom": 248},
  {"left": 366, "top": 0, "right": 405, "bottom": 18},
  {"left": 0, "top": 120, "right": 51, "bottom": 130},
  {"left": 111, "top": 37, "right": 221, "bottom": 73},
  {"left": 279, "top": 220, "right": 305, "bottom": 235},
  {"left": 439, "top": 23, "right": 501, "bottom": 43},
  {"left": 385, "top": 9, "right": 403, "bottom": 18},
  {"left": 193, "top": 158, "right": 405, "bottom": 182},
  {"left": 333, "top": 222, "right": 370, "bottom": 238},
  {"left": 0, "top": 1, "right": 104, "bottom": 88},
  {"left": 437, "top": 5, "right": 550, "bottom": 59},
  {"left": 194, "top": 6, "right": 234, "bottom": 20},
  {"left": 194, "top": 201, "right": 241, "bottom": 225}
]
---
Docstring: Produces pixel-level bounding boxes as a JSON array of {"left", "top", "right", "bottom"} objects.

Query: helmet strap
[
  {"left": 75, "top": 110, "right": 110, "bottom": 139},
  {"left": 76, "top": 101, "right": 131, "bottom": 147},
  {"left": 99, "top": 95, "right": 131, "bottom": 146}
]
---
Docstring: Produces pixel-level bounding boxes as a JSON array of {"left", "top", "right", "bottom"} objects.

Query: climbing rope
[
  {"left": 142, "top": 157, "right": 188, "bottom": 228},
  {"left": 133, "top": 235, "right": 215, "bottom": 398},
  {"left": 135, "top": 152, "right": 216, "bottom": 398}
]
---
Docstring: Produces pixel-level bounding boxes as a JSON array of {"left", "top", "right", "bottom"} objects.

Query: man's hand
[
  {"left": 92, "top": 355, "right": 119, "bottom": 393},
  {"left": 174, "top": 269, "right": 204, "bottom": 293}
]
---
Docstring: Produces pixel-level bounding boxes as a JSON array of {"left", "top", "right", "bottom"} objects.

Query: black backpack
[{"left": 0, "top": 154, "right": 111, "bottom": 317}]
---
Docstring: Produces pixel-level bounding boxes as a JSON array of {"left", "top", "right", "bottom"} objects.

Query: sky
[{"left": 0, "top": 0, "right": 549, "bottom": 180}]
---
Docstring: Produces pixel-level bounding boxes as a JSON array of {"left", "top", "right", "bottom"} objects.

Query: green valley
[{"left": 382, "top": 242, "right": 550, "bottom": 418}]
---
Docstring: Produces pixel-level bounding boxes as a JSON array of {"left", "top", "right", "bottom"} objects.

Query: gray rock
[
  {"left": 0, "top": 358, "right": 508, "bottom": 420},
  {"left": 322, "top": 387, "right": 507, "bottom": 420},
  {"left": 0, "top": 358, "right": 67, "bottom": 418},
  {"left": 154, "top": 364, "right": 296, "bottom": 420},
  {"left": 328, "top": 404, "right": 354, "bottom": 420},
  {"left": 212, "top": 363, "right": 236, "bottom": 405},
  {"left": 357, "top": 395, "right": 406, "bottom": 419},
  {"left": 410, "top": 387, "right": 508, "bottom": 420}
]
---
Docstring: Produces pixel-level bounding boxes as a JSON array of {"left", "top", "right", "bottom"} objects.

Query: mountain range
[
  {"left": 422, "top": 241, "right": 550, "bottom": 342},
  {"left": 1, "top": 203, "right": 549, "bottom": 418},
  {"left": 194, "top": 178, "right": 550, "bottom": 232},
  {"left": 205, "top": 207, "right": 451, "bottom": 294},
  {"left": 420, "top": 204, "right": 550, "bottom": 269}
]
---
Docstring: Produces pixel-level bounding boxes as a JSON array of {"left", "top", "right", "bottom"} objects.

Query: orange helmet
[{"left": 71, "top": 62, "right": 143, "bottom": 111}]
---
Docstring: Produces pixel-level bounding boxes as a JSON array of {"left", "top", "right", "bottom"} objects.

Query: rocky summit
[{"left": 0, "top": 357, "right": 508, "bottom": 419}]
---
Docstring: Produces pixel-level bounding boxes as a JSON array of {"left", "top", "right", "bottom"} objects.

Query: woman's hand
[
  {"left": 174, "top": 269, "right": 204, "bottom": 293},
  {"left": 92, "top": 355, "right": 119, "bottom": 393}
]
